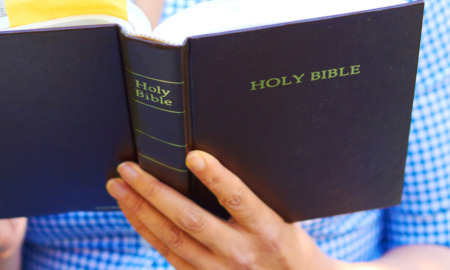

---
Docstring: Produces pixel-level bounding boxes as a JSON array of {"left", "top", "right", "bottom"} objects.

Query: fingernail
[
  {"left": 186, "top": 152, "right": 206, "bottom": 171},
  {"left": 106, "top": 179, "right": 128, "bottom": 199},
  {"left": 118, "top": 162, "right": 138, "bottom": 182}
]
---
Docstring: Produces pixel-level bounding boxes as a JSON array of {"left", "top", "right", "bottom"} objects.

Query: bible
[{"left": 0, "top": 0, "right": 424, "bottom": 221}]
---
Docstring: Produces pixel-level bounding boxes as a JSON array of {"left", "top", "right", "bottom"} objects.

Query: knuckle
[
  {"left": 260, "top": 226, "right": 283, "bottom": 253},
  {"left": 265, "top": 237, "right": 282, "bottom": 254},
  {"left": 141, "top": 181, "right": 163, "bottom": 199},
  {"left": 129, "top": 218, "right": 146, "bottom": 233},
  {"left": 178, "top": 206, "right": 205, "bottom": 232},
  {"left": 155, "top": 244, "right": 171, "bottom": 258},
  {"left": 128, "top": 197, "right": 147, "bottom": 215},
  {"left": 229, "top": 250, "right": 258, "bottom": 270},
  {"left": 203, "top": 161, "right": 227, "bottom": 186},
  {"left": 220, "top": 188, "right": 246, "bottom": 211},
  {"left": 209, "top": 164, "right": 224, "bottom": 183},
  {"left": 163, "top": 224, "right": 184, "bottom": 249}
]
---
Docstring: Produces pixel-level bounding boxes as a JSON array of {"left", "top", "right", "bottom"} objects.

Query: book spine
[{"left": 120, "top": 34, "right": 189, "bottom": 195}]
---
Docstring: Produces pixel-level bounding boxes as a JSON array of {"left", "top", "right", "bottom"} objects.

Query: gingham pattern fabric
[
  {"left": 22, "top": 0, "right": 450, "bottom": 268},
  {"left": 384, "top": 0, "right": 450, "bottom": 250},
  {"left": 161, "top": 0, "right": 209, "bottom": 19}
]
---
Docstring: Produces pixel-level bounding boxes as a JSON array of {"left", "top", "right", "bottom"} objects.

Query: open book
[
  {"left": 3, "top": 0, "right": 409, "bottom": 42},
  {"left": 0, "top": 0, "right": 424, "bottom": 221},
  {"left": 0, "top": 0, "right": 151, "bottom": 32}
]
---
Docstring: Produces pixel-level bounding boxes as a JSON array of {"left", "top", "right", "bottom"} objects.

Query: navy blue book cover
[
  {"left": 186, "top": 2, "right": 424, "bottom": 221},
  {"left": 0, "top": 26, "right": 135, "bottom": 218},
  {"left": 0, "top": 1, "right": 423, "bottom": 221}
]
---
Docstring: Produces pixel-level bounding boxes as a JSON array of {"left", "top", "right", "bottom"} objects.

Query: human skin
[
  {"left": 107, "top": 150, "right": 450, "bottom": 270},
  {"left": 0, "top": 218, "right": 27, "bottom": 270},
  {"left": 2, "top": 151, "right": 449, "bottom": 270},
  {"left": 0, "top": 1, "right": 165, "bottom": 267},
  {"left": 2, "top": 1, "right": 449, "bottom": 268},
  {"left": 134, "top": 0, "right": 164, "bottom": 29}
]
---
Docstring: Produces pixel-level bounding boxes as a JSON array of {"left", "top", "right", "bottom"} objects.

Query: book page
[
  {"left": 0, "top": 0, "right": 151, "bottom": 34},
  {"left": 153, "top": 0, "right": 407, "bottom": 45},
  {"left": 0, "top": 0, "right": 9, "bottom": 29}
]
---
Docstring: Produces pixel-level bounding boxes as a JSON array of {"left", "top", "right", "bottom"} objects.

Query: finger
[
  {"left": 185, "top": 150, "right": 284, "bottom": 232},
  {"left": 0, "top": 217, "right": 27, "bottom": 255},
  {"left": 119, "top": 203, "right": 195, "bottom": 270},
  {"left": 114, "top": 163, "right": 246, "bottom": 258},
  {"left": 107, "top": 178, "right": 218, "bottom": 269}
]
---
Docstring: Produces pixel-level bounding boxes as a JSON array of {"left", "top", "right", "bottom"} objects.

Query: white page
[
  {"left": 153, "top": 0, "right": 407, "bottom": 45},
  {"left": 0, "top": 0, "right": 9, "bottom": 29}
]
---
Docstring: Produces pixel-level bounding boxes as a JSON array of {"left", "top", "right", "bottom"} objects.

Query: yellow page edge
[{"left": 5, "top": 0, "right": 127, "bottom": 27}]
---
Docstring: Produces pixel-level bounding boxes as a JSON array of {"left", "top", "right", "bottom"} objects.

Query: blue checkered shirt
[{"left": 22, "top": 0, "right": 450, "bottom": 268}]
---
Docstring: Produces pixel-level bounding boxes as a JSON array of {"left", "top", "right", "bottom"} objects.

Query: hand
[
  {"left": 0, "top": 217, "right": 27, "bottom": 267},
  {"left": 107, "top": 150, "right": 338, "bottom": 269}
]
